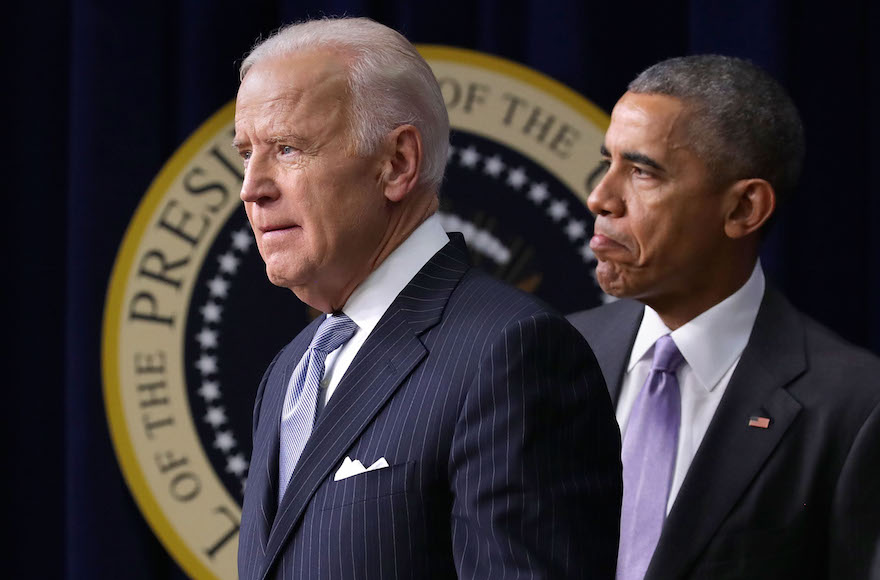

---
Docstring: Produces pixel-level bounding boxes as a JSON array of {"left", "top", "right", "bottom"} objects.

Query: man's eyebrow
[
  {"left": 266, "top": 134, "right": 306, "bottom": 145},
  {"left": 231, "top": 134, "right": 308, "bottom": 148},
  {"left": 622, "top": 151, "right": 665, "bottom": 172},
  {"left": 599, "top": 144, "right": 665, "bottom": 172}
]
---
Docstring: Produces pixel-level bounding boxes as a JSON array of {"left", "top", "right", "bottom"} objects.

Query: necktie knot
[
  {"left": 309, "top": 314, "right": 358, "bottom": 355},
  {"left": 651, "top": 334, "right": 684, "bottom": 374}
]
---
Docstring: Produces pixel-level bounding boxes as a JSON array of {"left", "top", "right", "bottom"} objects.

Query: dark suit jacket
[
  {"left": 239, "top": 235, "right": 622, "bottom": 580},
  {"left": 569, "top": 289, "right": 880, "bottom": 579}
]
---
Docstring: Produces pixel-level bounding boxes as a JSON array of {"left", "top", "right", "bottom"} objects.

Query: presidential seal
[{"left": 103, "top": 46, "right": 610, "bottom": 580}]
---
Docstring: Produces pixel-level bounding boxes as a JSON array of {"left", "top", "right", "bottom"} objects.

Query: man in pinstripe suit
[{"left": 233, "top": 17, "right": 622, "bottom": 580}]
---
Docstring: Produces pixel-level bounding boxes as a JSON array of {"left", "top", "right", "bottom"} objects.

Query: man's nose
[
  {"left": 586, "top": 170, "right": 624, "bottom": 217},
  {"left": 240, "top": 154, "right": 279, "bottom": 203}
]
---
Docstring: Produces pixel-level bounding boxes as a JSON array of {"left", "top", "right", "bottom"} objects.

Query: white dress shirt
[
  {"left": 317, "top": 214, "right": 450, "bottom": 410},
  {"left": 616, "top": 262, "right": 765, "bottom": 514}
]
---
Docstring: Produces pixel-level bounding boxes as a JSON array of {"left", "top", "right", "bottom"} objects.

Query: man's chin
[
  {"left": 595, "top": 261, "right": 635, "bottom": 299},
  {"left": 264, "top": 266, "right": 303, "bottom": 290}
]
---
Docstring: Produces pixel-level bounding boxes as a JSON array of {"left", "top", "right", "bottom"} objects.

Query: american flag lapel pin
[{"left": 748, "top": 416, "right": 771, "bottom": 429}]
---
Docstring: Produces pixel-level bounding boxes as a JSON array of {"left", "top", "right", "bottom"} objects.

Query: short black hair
[{"left": 629, "top": 54, "right": 805, "bottom": 208}]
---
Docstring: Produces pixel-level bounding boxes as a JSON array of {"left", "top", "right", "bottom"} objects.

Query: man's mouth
[
  {"left": 259, "top": 224, "right": 301, "bottom": 239},
  {"left": 589, "top": 230, "right": 628, "bottom": 255}
]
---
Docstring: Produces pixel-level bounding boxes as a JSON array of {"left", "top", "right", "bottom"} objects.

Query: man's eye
[
  {"left": 240, "top": 150, "right": 251, "bottom": 161},
  {"left": 280, "top": 145, "right": 297, "bottom": 155}
]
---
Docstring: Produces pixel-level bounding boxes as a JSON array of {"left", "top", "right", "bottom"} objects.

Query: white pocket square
[{"left": 334, "top": 456, "right": 390, "bottom": 481}]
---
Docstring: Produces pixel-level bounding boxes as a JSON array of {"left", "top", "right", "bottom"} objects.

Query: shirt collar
[
  {"left": 627, "top": 261, "right": 765, "bottom": 391},
  {"left": 339, "top": 213, "right": 449, "bottom": 335}
]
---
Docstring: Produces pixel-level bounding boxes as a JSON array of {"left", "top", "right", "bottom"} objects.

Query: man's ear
[
  {"left": 381, "top": 125, "right": 423, "bottom": 203},
  {"left": 723, "top": 178, "right": 776, "bottom": 239}
]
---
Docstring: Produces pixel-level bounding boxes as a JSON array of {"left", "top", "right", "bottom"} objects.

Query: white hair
[{"left": 240, "top": 17, "right": 449, "bottom": 193}]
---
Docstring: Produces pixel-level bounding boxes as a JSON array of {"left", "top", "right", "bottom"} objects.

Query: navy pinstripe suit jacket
[{"left": 239, "top": 234, "right": 622, "bottom": 580}]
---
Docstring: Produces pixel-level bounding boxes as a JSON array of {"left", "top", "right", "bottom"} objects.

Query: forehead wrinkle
[
  {"left": 617, "top": 95, "right": 694, "bottom": 171},
  {"left": 664, "top": 106, "right": 693, "bottom": 152},
  {"left": 236, "top": 91, "right": 304, "bottom": 127},
  {"left": 660, "top": 107, "right": 710, "bottom": 181},
  {"left": 235, "top": 93, "right": 315, "bottom": 148},
  {"left": 235, "top": 51, "right": 355, "bottom": 154}
]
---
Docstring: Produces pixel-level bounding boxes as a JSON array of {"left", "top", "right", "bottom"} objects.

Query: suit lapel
[
  {"left": 647, "top": 288, "right": 806, "bottom": 579},
  {"left": 258, "top": 235, "right": 471, "bottom": 580},
  {"left": 597, "top": 301, "right": 643, "bottom": 404}
]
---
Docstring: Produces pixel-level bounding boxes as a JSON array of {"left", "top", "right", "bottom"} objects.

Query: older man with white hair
[{"left": 234, "top": 17, "right": 621, "bottom": 580}]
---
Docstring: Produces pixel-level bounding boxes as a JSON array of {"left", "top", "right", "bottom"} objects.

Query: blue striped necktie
[{"left": 278, "top": 313, "right": 358, "bottom": 502}]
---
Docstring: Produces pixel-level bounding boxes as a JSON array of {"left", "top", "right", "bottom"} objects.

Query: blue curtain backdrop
[{"left": 7, "top": 0, "right": 878, "bottom": 577}]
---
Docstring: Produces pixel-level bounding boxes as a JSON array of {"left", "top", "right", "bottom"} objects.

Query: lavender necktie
[
  {"left": 617, "top": 334, "right": 684, "bottom": 580},
  {"left": 278, "top": 314, "right": 357, "bottom": 502}
]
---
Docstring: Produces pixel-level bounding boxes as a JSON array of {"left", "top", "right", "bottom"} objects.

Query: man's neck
[
  {"left": 294, "top": 192, "right": 440, "bottom": 313},
  {"left": 649, "top": 257, "right": 759, "bottom": 330}
]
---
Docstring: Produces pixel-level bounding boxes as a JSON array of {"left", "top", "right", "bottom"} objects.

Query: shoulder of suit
[
  {"left": 762, "top": 288, "right": 880, "bottom": 408},
  {"left": 457, "top": 267, "right": 555, "bottom": 312},
  {"left": 797, "top": 309, "right": 880, "bottom": 385},
  {"left": 566, "top": 299, "right": 642, "bottom": 339},
  {"left": 568, "top": 299, "right": 642, "bottom": 323},
  {"left": 762, "top": 287, "right": 879, "bottom": 368},
  {"left": 446, "top": 267, "right": 581, "bottom": 335}
]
